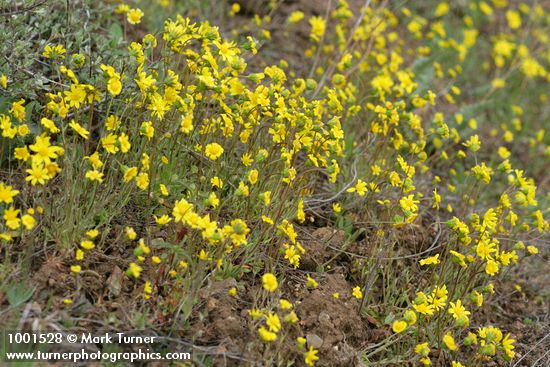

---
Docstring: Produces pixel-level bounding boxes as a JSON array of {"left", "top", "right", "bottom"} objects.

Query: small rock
[
  {"left": 306, "top": 333, "right": 323, "bottom": 348},
  {"left": 106, "top": 266, "right": 123, "bottom": 297}
]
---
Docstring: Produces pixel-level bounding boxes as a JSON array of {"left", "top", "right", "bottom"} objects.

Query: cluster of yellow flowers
[
  {"left": 286, "top": 0, "right": 548, "bottom": 365},
  {"left": 255, "top": 273, "right": 318, "bottom": 366},
  {"left": 1, "top": 0, "right": 548, "bottom": 365},
  {"left": 3, "top": 2, "right": 346, "bottom": 348},
  {"left": 1, "top": 100, "right": 44, "bottom": 240}
]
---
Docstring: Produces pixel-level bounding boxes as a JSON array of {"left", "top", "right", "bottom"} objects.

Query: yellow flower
[
  {"left": 21, "top": 213, "right": 36, "bottom": 230},
  {"left": 280, "top": 299, "right": 292, "bottom": 310},
  {"left": 450, "top": 250, "right": 467, "bottom": 268},
  {"left": 214, "top": 40, "right": 237, "bottom": 62},
  {"left": 124, "top": 166, "right": 138, "bottom": 182},
  {"left": 347, "top": 179, "right": 367, "bottom": 196},
  {"left": 262, "top": 273, "right": 278, "bottom": 292},
  {"left": 526, "top": 245, "right": 539, "bottom": 255},
  {"left": 434, "top": 2, "right": 449, "bottom": 17},
  {"left": 0, "top": 182, "right": 19, "bottom": 204},
  {"left": 43, "top": 44, "right": 66, "bottom": 59},
  {"left": 101, "top": 134, "right": 118, "bottom": 154},
  {"left": 262, "top": 215, "right": 274, "bottom": 224},
  {"left": 159, "top": 184, "right": 169, "bottom": 196},
  {"left": 64, "top": 85, "right": 86, "bottom": 109},
  {"left": 41, "top": 117, "right": 60, "bottom": 133},
  {"left": 306, "top": 274, "right": 318, "bottom": 289},
  {"left": 443, "top": 333, "right": 458, "bottom": 351},
  {"left": 248, "top": 308, "right": 263, "bottom": 320},
  {"left": 205, "top": 143, "right": 224, "bottom": 160},
  {"left": 83, "top": 151, "right": 103, "bottom": 169},
  {"left": 309, "top": 16, "right": 326, "bottom": 42},
  {"left": 288, "top": 11, "right": 305, "bottom": 24},
  {"left": 136, "top": 172, "right": 149, "bottom": 190},
  {"left": 502, "top": 333, "right": 516, "bottom": 360},
  {"left": 463, "top": 134, "right": 480, "bottom": 152},
  {"left": 400, "top": 194, "right": 419, "bottom": 214},
  {"left": 127, "top": 8, "right": 144, "bottom": 25},
  {"left": 485, "top": 259, "right": 499, "bottom": 276},
  {"left": 3, "top": 207, "right": 21, "bottom": 229},
  {"left": 80, "top": 240, "right": 95, "bottom": 250},
  {"left": 419, "top": 254, "right": 440, "bottom": 266},
  {"left": 154, "top": 215, "right": 172, "bottom": 225},
  {"left": 230, "top": 3, "right": 240, "bottom": 15},
  {"left": 25, "top": 163, "right": 50, "bottom": 186},
  {"left": 413, "top": 302, "right": 435, "bottom": 315},
  {"left": 126, "top": 262, "right": 142, "bottom": 278},
  {"left": 180, "top": 114, "right": 194, "bottom": 134},
  {"left": 296, "top": 200, "right": 305, "bottom": 223},
  {"left": 464, "top": 332, "right": 478, "bottom": 346},
  {"left": 69, "top": 120, "right": 90, "bottom": 139},
  {"left": 115, "top": 4, "right": 130, "bottom": 13},
  {"left": 125, "top": 227, "right": 137, "bottom": 240},
  {"left": 479, "top": 1, "right": 493, "bottom": 15},
  {"left": 14, "top": 147, "right": 31, "bottom": 161},
  {"left": 266, "top": 312, "right": 281, "bottom": 332},
  {"left": 260, "top": 191, "right": 271, "bottom": 206},
  {"left": 228, "top": 287, "right": 237, "bottom": 296},
  {"left": 85, "top": 170, "right": 104, "bottom": 183},
  {"left": 0, "top": 232, "right": 13, "bottom": 242},
  {"left": 506, "top": 10, "right": 521, "bottom": 29},
  {"left": 30, "top": 135, "right": 63, "bottom": 164},
  {"left": 404, "top": 310, "right": 417, "bottom": 325},
  {"left": 140, "top": 121, "right": 155, "bottom": 139},
  {"left": 173, "top": 198, "right": 194, "bottom": 224},
  {"left": 448, "top": 299, "right": 470, "bottom": 326},
  {"left": 107, "top": 76, "right": 122, "bottom": 96},
  {"left": 352, "top": 286, "right": 363, "bottom": 299},
  {"left": 304, "top": 346, "right": 319, "bottom": 366},
  {"left": 258, "top": 327, "right": 277, "bottom": 342},
  {"left": 247, "top": 169, "right": 259, "bottom": 185},
  {"left": 18, "top": 124, "right": 29, "bottom": 137},
  {"left": 211, "top": 176, "right": 223, "bottom": 188},
  {"left": 432, "top": 189, "right": 441, "bottom": 209},
  {"left": 476, "top": 238, "right": 497, "bottom": 260},
  {"left": 415, "top": 343, "right": 430, "bottom": 357},
  {"left": 471, "top": 163, "right": 493, "bottom": 184},
  {"left": 236, "top": 181, "right": 249, "bottom": 197},
  {"left": 75, "top": 249, "right": 84, "bottom": 261},
  {"left": 492, "top": 78, "right": 505, "bottom": 89},
  {"left": 392, "top": 320, "right": 407, "bottom": 333},
  {"left": 205, "top": 192, "right": 219, "bottom": 208},
  {"left": 118, "top": 133, "right": 131, "bottom": 153},
  {"left": 105, "top": 115, "right": 120, "bottom": 131},
  {"left": 0, "top": 74, "right": 7, "bottom": 89},
  {"left": 241, "top": 152, "right": 253, "bottom": 166},
  {"left": 143, "top": 281, "right": 153, "bottom": 300},
  {"left": 70, "top": 265, "right": 81, "bottom": 274}
]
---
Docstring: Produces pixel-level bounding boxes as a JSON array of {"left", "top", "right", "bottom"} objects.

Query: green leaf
[
  {"left": 108, "top": 22, "right": 123, "bottom": 44},
  {"left": 5, "top": 283, "right": 35, "bottom": 307}
]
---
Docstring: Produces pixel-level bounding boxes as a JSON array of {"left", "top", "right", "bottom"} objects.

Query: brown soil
[
  {"left": 179, "top": 226, "right": 378, "bottom": 366},
  {"left": 286, "top": 271, "right": 370, "bottom": 366}
]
